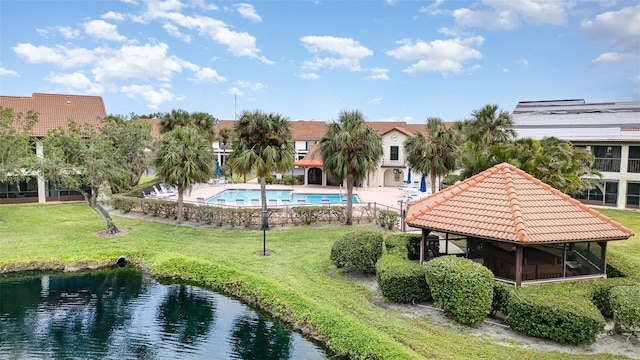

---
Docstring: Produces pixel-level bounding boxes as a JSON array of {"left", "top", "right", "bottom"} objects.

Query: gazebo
[{"left": 404, "top": 163, "right": 635, "bottom": 286}]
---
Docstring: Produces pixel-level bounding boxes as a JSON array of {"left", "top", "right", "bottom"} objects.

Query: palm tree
[
  {"left": 154, "top": 126, "right": 214, "bottom": 224},
  {"left": 465, "top": 104, "right": 516, "bottom": 146},
  {"left": 404, "top": 117, "right": 457, "bottom": 194},
  {"left": 319, "top": 110, "right": 383, "bottom": 225},
  {"left": 228, "top": 110, "right": 295, "bottom": 229},
  {"left": 160, "top": 109, "right": 191, "bottom": 134}
]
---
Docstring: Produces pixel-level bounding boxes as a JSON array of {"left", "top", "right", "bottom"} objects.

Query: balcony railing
[
  {"left": 593, "top": 158, "right": 621, "bottom": 173},
  {"left": 628, "top": 159, "right": 640, "bottom": 173},
  {"left": 381, "top": 158, "right": 406, "bottom": 167}
]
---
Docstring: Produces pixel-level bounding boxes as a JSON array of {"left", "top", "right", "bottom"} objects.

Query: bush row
[
  {"left": 112, "top": 195, "right": 378, "bottom": 228},
  {"left": 331, "top": 230, "right": 384, "bottom": 274},
  {"left": 376, "top": 253, "right": 430, "bottom": 303},
  {"left": 505, "top": 286, "right": 605, "bottom": 345},
  {"left": 610, "top": 285, "right": 640, "bottom": 336},
  {"left": 425, "top": 256, "right": 494, "bottom": 325}
]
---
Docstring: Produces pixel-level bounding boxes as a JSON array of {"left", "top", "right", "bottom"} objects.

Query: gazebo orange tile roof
[{"left": 405, "top": 163, "right": 634, "bottom": 244}]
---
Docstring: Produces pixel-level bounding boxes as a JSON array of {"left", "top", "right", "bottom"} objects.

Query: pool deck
[{"left": 183, "top": 181, "right": 415, "bottom": 209}]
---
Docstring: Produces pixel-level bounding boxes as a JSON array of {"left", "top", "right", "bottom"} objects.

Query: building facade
[
  {"left": 0, "top": 93, "right": 107, "bottom": 204},
  {"left": 511, "top": 99, "right": 640, "bottom": 210}
]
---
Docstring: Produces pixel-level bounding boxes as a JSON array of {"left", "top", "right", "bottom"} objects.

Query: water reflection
[
  {"left": 0, "top": 267, "right": 333, "bottom": 359},
  {"left": 231, "top": 314, "right": 292, "bottom": 359},
  {"left": 159, "top": 284, "right": 216, "bottom": 344}
]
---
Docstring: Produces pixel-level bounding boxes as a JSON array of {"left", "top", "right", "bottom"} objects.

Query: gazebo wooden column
[
  {"left": 515, "top": 245, "right": 523, "bottom": 286},
  {"left": 420, "top": 229, "right": 431, "bottom": 264}
]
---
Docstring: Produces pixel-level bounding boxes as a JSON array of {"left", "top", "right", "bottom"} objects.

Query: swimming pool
[{"left": 207, "top": 189, "right": 359, "bottom": 205}]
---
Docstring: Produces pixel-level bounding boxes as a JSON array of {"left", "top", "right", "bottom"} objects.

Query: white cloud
[
  {"left": 163, "top": 23, "right": 191, "bottom": 43},
  {"left": 191, "top": 67, "right": 226, "bottom": 82},
  {"left": 371, "top": 97, "right": 383, "bottom": 104},
  {"left": 368, "top": 68, "right": 390, "bottom": 80},
  {"left": 120, "top": 84, "right": 178, "bottom": 110},
  {"left": 45, "top": 71, "right": 104, "bottom": 94},
  {"left": 84, "top": 20, "right": 127, "bottom": 42},
  {"left": 236, "top": 3, "right": 262, "bottom": 22},
  {"left": 588, "top": 52, "right": 633, "bottom": 67},
  {"left": 299, "top": 72, "right": 319, "bottom": 79},
  {"left": 582, "top": 4, "right": 640, "bottom": 62},
  {"left": 13, "top": 43, "right": 96, "bottom": 68},
  {"left": 385, "top": 0, "right": 397, "bottom": 5},
  {"left": 419, "top": 0, "right": 445, "bottom": 16},
  {"left": 102, "top": 11, "right": 125, "bottom": 21},
  {"left": 387, "top": 37, "right": 483, "bottom": 74},
  {"left": 57, "top": 26, "right": 81, "bottom": 39},
  {"left": 228, "top": 87, "right": 243, "bottom": 96},
  {"left": 92, "top": 43, "right": 183, "bottom": 82},
  {"left": 453, "top": 0, "right": 567, "bottom": 30},
  {"left": 137, "top": 2, "right": 272, "bottom": 64},
  {"left": 234, "top": 80, "right": 264, "bottom": 91},
  {"left": 0, "top": 67, "right": 19, "bottom": 77},
  {"left": 300, "top": 36, "right": 373, "bottom": 72}
]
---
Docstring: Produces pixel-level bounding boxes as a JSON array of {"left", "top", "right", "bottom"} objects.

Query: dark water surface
[{"left": 0, "top": 267, "right": 334, "bottom": 360}]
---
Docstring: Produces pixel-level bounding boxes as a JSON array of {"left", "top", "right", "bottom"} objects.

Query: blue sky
[{"left": 1, "top": 0, "right": 638, "bottom": 123}]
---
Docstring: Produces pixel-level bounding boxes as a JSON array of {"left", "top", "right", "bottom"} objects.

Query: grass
[{"left": 0, "top": 203, "right": 637, "bottom": 359}]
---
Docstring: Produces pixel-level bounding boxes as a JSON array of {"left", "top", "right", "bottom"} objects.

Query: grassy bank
[{"left": 0, "top": 203, "right": 637, "bottom": 359}]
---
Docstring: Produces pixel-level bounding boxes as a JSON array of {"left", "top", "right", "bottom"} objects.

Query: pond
[{"left": 0, "top": 267, "right": 335, "bottom": 359}]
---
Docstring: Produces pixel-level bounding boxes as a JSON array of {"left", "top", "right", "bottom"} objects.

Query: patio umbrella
[
  {"left": 406, "top": 168, "right": 411, "bottom": 184},
  {"left": 215, "top": 160, "right": 221, "bottom": 178},
  {"left": 420, "top": 173, "right": 427, "bottom": 193}
]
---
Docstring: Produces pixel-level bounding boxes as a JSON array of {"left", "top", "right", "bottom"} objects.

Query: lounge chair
[
  {"left": 251, "top": 199, "right": 260, "bottom": 207},
  {"left": 268, "top": 199, "right": 277, "bottom": 206},
  {"left": 236, "top": 199, "right": 245, "bottom": 206},
  {"left": 197, "top": 197, "right": 206, "bottom": 205}
]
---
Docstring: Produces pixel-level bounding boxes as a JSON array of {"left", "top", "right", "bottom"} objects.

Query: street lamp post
[{"left": 262, "top": 210, "right": 267, "bottom": 256}]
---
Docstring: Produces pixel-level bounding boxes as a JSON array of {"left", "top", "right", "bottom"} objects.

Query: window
[
  {"left": 592, "top": 146, "right": 621, "bottom": 172},
  {"left": 390, "top": 146, "right": 399, "bottom": 161},
  {"left": 628, "top": 146, "right": 640, "bottom": 173},
  {"left": 627, "top": 182, "right": 640, "bottom": 209},
  {"left": 306, "top": 141, "right": 316, "bottom": 150},
  {"left": 604, "top": 181, "right": 618, "bottom": 205},
  {"left": 573, "top": 180, "right": 618, "bottom": 206}
]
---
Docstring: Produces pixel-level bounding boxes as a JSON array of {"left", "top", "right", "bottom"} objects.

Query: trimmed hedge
[
  {"left": 330, "top": 230, "right": 384, "bottom": 274},
  {"left": 424, "top": 256, "right": 494, "bottom": 325},
  {"left": 490, "top": 282, "right": 512, "bottom": 318},
  {"left": 610, "top": 285, "right": 640, "bottom": 336},
  {"left": 505, "top": 287, "right": 605, "bottom": 345},
  {"left": 376, "top": 254, "right": 430, "bottom": 303}
]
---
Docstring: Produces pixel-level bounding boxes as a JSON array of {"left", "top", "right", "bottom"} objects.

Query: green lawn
[{"left": 0, "top": 203, "right": 637, "bottom": 359}]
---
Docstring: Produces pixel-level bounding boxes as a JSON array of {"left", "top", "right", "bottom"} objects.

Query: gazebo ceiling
[{"left": 405, "top": 163, "right": 634, "bottom": 244}]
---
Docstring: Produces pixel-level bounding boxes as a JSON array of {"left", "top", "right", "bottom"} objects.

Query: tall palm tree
[
  {"left": 465, "top": 104, "right": 516, "bottom": 146},
  {"left": 319, "top": 110, "right": 383, "bottom": 225},
  {"left": 154, "top": 126, "right": 214, "bottom": 224},
  {"left": 404, "top": 117, "right": 457, "bottom": 194},
  {"left": 228, "top": 110, "right": 295, "bottom": 229}
]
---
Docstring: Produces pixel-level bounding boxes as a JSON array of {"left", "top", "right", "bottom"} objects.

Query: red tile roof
[
  {"left": 0, "top": 93, "right": 107, "bottom": 136},
  {"left": 405, "top": 163, "right": 635, "bottom": 244},
  {"left": 293, "top": 143, "right": 323, "bottom": 167},
  {"left": 140, "top": 118, "right": 161, "bottom": 138}
]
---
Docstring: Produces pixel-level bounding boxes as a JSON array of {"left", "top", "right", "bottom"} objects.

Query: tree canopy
[
  {"left": 154, "top": 125, "right": 215, "bottom": 224},
  {"left": 0, "top": 106, "right": 39, "bottom": 185},
  {"left": 319, "top": 110, "right": 383, "bottom": 225},
  {"left": 404, "top": 117, "right": 457, "bottom": 194},
  {"left": 228, "top": 110, "right": 295, "bottom": 228},
  {"left": 41, "top": 118, "right": 153, "bottom": 233}
]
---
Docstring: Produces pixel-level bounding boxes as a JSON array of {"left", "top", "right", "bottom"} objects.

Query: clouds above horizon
[{"left": 2, "top": 0, "right": 638, "bottom": 116}]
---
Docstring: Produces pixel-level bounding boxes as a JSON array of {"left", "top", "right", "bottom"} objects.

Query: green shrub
[
  {"left": 424, "top": 256, "right": 494, "bottom": 325},
  {"left": 384, "top": 234, "right": 437, "bottom": 260},
  {"left": 378, "top": 210, "right": 399, "bottom": 230},
  {"left": 112, "top": 195, "right": 139, "bottom": 213},
  {"left": 376, "top": 254, "right": 430, "bottom": 302},
  {"left": 292, "top": 206, "right": 327, "bottom": 225},
  {"left": 490, "top": 282, "right": 512, "bottom": 317},
  {"left": 610, "top": 285, "right": 640, "bottom": 336},
  {"left": 330, "top": 230, "right": 384, "bottom": 274},
  {"left": 505, "top": 287, "right": 605, "bottom": 345}
]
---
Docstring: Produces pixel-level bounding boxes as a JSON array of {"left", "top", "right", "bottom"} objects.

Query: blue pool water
[{"left": 207, "top": 189, "right": 358, "bottom": 205}]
